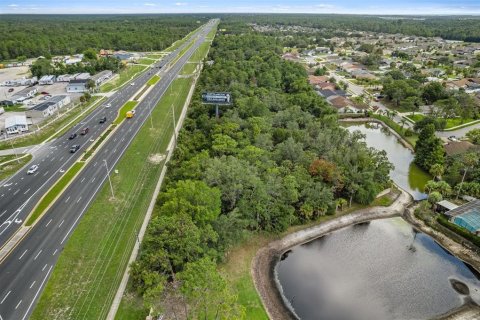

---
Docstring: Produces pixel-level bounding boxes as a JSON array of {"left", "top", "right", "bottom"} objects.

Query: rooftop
[{"left": 445, "top": 199, "right": 480, "bottom": 219}]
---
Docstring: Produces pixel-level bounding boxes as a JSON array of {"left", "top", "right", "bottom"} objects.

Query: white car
[
  {"left": 27, "top": 165, "right": 39, "bottom": 175},
  {"left": 130, "top": 82, "right": 135, "bottom": 86},
  {"left": 105, "top": 103, "right": 111, "bottom": 108}
]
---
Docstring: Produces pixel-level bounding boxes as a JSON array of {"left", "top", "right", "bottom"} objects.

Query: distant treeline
[
  {"left": 0, "top": 15, "right": 209, "bottom": 61},
  {"left": 221, "top": 14, "right": 480, "bottom": 43}
]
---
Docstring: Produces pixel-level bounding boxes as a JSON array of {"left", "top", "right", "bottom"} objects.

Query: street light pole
[
  {"left": 171, "top": 104, "right": 177, "bottom": 148},
  {"left": 9, "top": 136, "right": 20, "bottom": 163},
  {"left": 103, "top": 159, "right": 115, "bottom": 199}
]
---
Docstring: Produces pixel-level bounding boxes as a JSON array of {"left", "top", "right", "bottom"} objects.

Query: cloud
[
  {"left": 7, "top": 4, "right": 18, "bottom": 7},
  {"left": 143, "top": 2, "right": 156, "bottom": 6},
  {"left": 175, "top": 2, "right": 187, "bottom": 6}
]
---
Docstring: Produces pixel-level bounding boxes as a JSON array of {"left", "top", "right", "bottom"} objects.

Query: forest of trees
[
  {"left": 224, "top": 14, "right": 480, "bottom": 42},
  {"left": 0, "top": 15, "right": 207, "bottom": 61},
  {"left": 129, "top": 22, "right": 394, "bottom": 317}
]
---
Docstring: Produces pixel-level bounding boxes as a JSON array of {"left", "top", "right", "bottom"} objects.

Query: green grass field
[
  {"left": 100, "top": 65, "right": 147, "bottom": 93},
  {"left": 138, "top": 58, "right": 156, "bottom": 65},
  {"left": 0, "top": 154, "right": 32, "bottom": 182},
  {"left": 406, "top": 113, "right": 477, "bottom": 129},
  {"left": 26, "top": 162, "right": 85, "bottom": 226},
  {"left": 114, "top": 101, "right": 138, "bottom": 125},
  {"left": 31, "top": 77, "right": 194, "bottom": 320},
  {"left": 0, "top": 97, "right": 103, "bottom": 150},
  {"left": 146, "top": 54, "right": 164, "bottom": 59},
  {"left": 180, "top": 62, "right": 198, "bottom": 75},
  {"left": 189, "top": 42, "right": 211, "bottom": 62},
  {"left": 147, "top": 75, "right": 160, "bottom": 86}
]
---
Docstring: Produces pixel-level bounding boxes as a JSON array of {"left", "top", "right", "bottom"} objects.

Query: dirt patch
[{"left": 148, "top": 153, "right": 165, "bottom": 164}]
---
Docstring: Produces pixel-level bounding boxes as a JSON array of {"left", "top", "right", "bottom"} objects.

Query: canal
[{"left": 344, "top": 122, "right": 430, "bottom": 200}]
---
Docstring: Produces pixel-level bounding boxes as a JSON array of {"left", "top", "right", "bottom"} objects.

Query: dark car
[
  {"left": 68, "top": 133, "right": 77, "bottom": 140},
  {"left": 80, "top": 127, "right": 89, "bottom": 135},
  {"left": 99, "top": 116, "right": 107, "bottom": 124},
  {"left": 70, "top": 145, "right": 80, "bottom": 153},
  {"left": 8, "top": 88, "right": 14, "bottom": 93}
]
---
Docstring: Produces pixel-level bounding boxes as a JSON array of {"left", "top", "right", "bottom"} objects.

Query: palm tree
[
  {"left": 456, "top": 152, "right": 479, "bottom": 199},
  {"left": 429, "top": 163, "right": 444, "bottom": 181}
]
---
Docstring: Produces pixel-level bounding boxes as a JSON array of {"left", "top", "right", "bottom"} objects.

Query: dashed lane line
[
  {"left": 0, "top": 291, "right": 10, "bottom": 304},
  {"left": 33, "top": 250, "right": 42, "bottom": 260},
  {"left": 18, "top": 249, "right": 27, "bottom": 260}
]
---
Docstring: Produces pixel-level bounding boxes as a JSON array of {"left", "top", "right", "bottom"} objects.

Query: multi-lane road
[{"left": 0, "top": 19, "right": 217, "bottom": 320}]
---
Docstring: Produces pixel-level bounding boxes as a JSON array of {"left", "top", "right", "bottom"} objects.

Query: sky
[{"left": 1, "top": 0, "right": 480, "bottom": 15}]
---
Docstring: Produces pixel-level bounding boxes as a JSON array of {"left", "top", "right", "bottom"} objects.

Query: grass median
[
  {"left": 180, "top": 62, "right": 198, "bottom": 75},
  {"left": 31, "top": 77, "right": 194, "bottom": 320},
  {"left": 147, "top": 74, "right": 160, "bottom": 86},
  {"left": 0, "top": 97, "right": 102, "bottom": 150},
  {"left": 0, "top": 154, "right": 32, "bottom": 182},
  {"left": 26, "top": 162, "right": 85, "bottom": 226},
  {"left": 114, "top": 101, "right": 138, "bottom": 125}
]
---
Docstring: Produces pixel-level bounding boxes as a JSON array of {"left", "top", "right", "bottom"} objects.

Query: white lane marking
[
  {"left": 45, "top": 219, "right": 52, "bottom": 227},
  {"left": 113, "top": 138, "right": 117, "bottom": 142},
  {"left": 34, "top": 250, "right": 42, "bottom": 260},
  {"left": 53, "top": 249, "right": 58, "bottom": 256},
  {"left": 113, "top": 148, "right": 117, "bottom": 153},
  {"left": 42, "top": 264, "right": 47, "bottom": 271},
  {"left": 24, "top": 188, "right": 30, "bottom": 195},
  {"left": 77, "top": 197, "right": 82, "bottom": 203},
  {"left": 65, "top": 196, "right": 70, "bottom": 203},
  {"left": 51, "top": 157, "right": 55, "bottom": 161},
  {"left": 22, "top": 265, "right": 53, "bottom": 320},
  {"left": 15, "top": 300, "right": 22, "bottom": 309},
  {"left": 21, "top": 177, "right": 24, "bottom": 180},
  {"left": 33, "top": 172, "right": 39, "bottom": 177},
  {"left": 91, "top": 177, "right": 95, "bottom": 183},
  {"left": 43, "top": 171, "right": 49, "bottom": 177},
  {"left": 93, "top": 162, "right": 97, "bottom": 167},
  {"left": 0, "top": 194, "right": 3, "bottom": 197},
  {"left": 0, "top": 291, "right": 11, "bottom": 304},
  {"left": 80, "top": 177, "right": 85, "bottom": 183},
  {"left": 0, "top": 210, "right": 6, "bottom": 218},
  {"left": 14, "top": 183, "right": 17, "bottom": 186},
  {"left": 19, "top": 249, "right": 28, "bottom": 260},
  {"left": 59, "top": 156, "right": 64, "bottom": 161},
  {"left": 29, "top": 281, "right": 36, "bottom": 289},
  {"left": 58, "top": 220, "right": 64, "bottom": 228},
  {"left": 13, "top": 189, "right": 19, "bottom": 196},
  {"left": 42, "top": 159, "right": 45, "bottom": 162}
]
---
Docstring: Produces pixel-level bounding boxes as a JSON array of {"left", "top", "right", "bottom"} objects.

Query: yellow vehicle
[{"left": 126, "top": 110, "right": 135, "bottom": 118}]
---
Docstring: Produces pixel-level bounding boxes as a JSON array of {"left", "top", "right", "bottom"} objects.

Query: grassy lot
[
  {"left": 3, "top": 104, "right": 26, "bottom": 112},
  {"left": 100, "top": 65, "right": 146, "bottom": 93},
  {"left": 189, "top": 42, "right": 210, "bottom": 62},
  {"left": 114, "top": 101, "right": 138, "bottom": 125},
  {"left": 146, "top": 54, "right": 164, "bottom": 59},
  {"left": 180, "top": 62, "right": 198, "bottom": 75},
  {"left": 138, "top": 58, "right": 156, "bottom": 65},
  {"left": 26, "top": 162, "right": 85, "bottom": 226},
  {"left": 405, "top": 113, "right": 478, "bottom": 129},
  {"left": 0, "top": 97, "right": 103, "bottom": 150},
  {"left": 31, "top": 77, "right": 194, "bottom": 320},
  {"left": 147, "top": 75, "right": 160, "bottom": 86},
  {"left": 0, "top": 154, "right": 32, "bottom": 182}
]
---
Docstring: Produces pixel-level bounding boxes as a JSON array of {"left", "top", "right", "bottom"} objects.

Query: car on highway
[
  {"left": 27, "top": 165, "right": 38, "bottom": 175},
  {"left": 70, "top": 145, "right": 80, "bottom": 153},
  {"left": 130, "top": 82, "right": 135, "bottom": 86},
  {"left": 99, "top": 116, "right": 107, "bottom": 124},
  {"left": 69, "top": 133, "right": 77, "bottom": 140},
  {"left": 105, "top": 103, "right": 111, "bottom": 108},
  {"left": 80, "top": 127, "right": 89, "bottom": 135}
]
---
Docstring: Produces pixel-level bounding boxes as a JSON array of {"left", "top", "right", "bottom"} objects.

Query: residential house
[
  {"left": 66, "top": 79, "right": 89, "bottom": 93},
  {"left": 443, "top": 199, "right": 480, "bottom": 235},
  {"left": 27, "top": 95, "right": 71, "bottom": 118},
  {"left": 5, "top": 114, "right": 28, "bottom": 134},
  {"left": 308, "top": 75, "right": 329, "bottom": 86},
  {"left": 327, "top": 95, "right": 358, "bottom": 113},
  {"left": 75, "top": 73, "right": 91, "bottom": 80},
  {"left": 38, "top": 75, "right": 56, "bottom": 85},
  {"left": 444, "top": 141, "right": 475, "bottom": 156},
  {"left": 90, "top": 70, "right": 112, "bottom": 87}
]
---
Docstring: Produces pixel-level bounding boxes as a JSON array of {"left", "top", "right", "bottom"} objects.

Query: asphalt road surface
[{"left": 0, "top": 19, "right": 216, "bottom": 320}]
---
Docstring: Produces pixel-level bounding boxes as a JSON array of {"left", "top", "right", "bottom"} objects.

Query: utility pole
[
  {"left": 103, "top": 159, "right": 115, "bottom": 199},
  {"left": 172, "top": 104, "right": 177, "bottom": 148},
  {"left": 9, "top": 136, "right": 20, "bottom": 163}
]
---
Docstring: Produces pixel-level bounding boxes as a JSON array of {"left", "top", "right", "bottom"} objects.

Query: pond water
[
  {"left": 275, "top": 218, "right": 480, "bottom": 320},
  {"left": 343, "top": 122, "right": 430, "bottom": 200}
]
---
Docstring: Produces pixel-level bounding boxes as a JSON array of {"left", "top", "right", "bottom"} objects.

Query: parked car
[
  {"left": 8, "top": 88, "right": 14, "bottom": 93},
  {"left": 27, "top": 165, "right": 38, "bottom": 175},
  {"left": 40, "top": 91, "right": 49, "bottom": 95},
  {"left": 80, "top": 127, "right": 89, "bottom": 135},
  {"left": 448, "top": 136, "right": 458, "bottom": 142},
  {"left": 99, "top": 116, "right": 107, "bottom": 124},
  {"left": 69, "top": 133, "right": 77, "bottom": 140},
  {"left": 70, "top": 145, "right": 80, "bottom": 153}
]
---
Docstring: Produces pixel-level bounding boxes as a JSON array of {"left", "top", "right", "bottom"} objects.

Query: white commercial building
[
  {"left": 5, "top": 115, "right": 28, "bottom": 134},
  {"left": 27, "top": 95, "right": 71, "bottom": 118},
  {"left": 38, "top": 75, "right": 56, "bottom": 85}
]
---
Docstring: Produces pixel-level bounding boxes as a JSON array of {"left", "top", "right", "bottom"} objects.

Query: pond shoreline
[
  {"left": 251, "top": 188, "right": 411, "bottom": 320},
  {"left": 340, "top": 117, "right": 414, "bottom": 151}
]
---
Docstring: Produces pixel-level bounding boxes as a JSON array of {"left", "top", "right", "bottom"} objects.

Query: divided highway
[{"left": 0, "top": 19, "right": 216, "bottom": 320}]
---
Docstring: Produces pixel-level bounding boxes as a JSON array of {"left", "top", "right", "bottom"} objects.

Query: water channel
[
  {"left": 274, "top": 121, "right": 479, "bottom": 320},
  {"left": 343, "top": 122, "right": 430, "bottom": 200}
]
